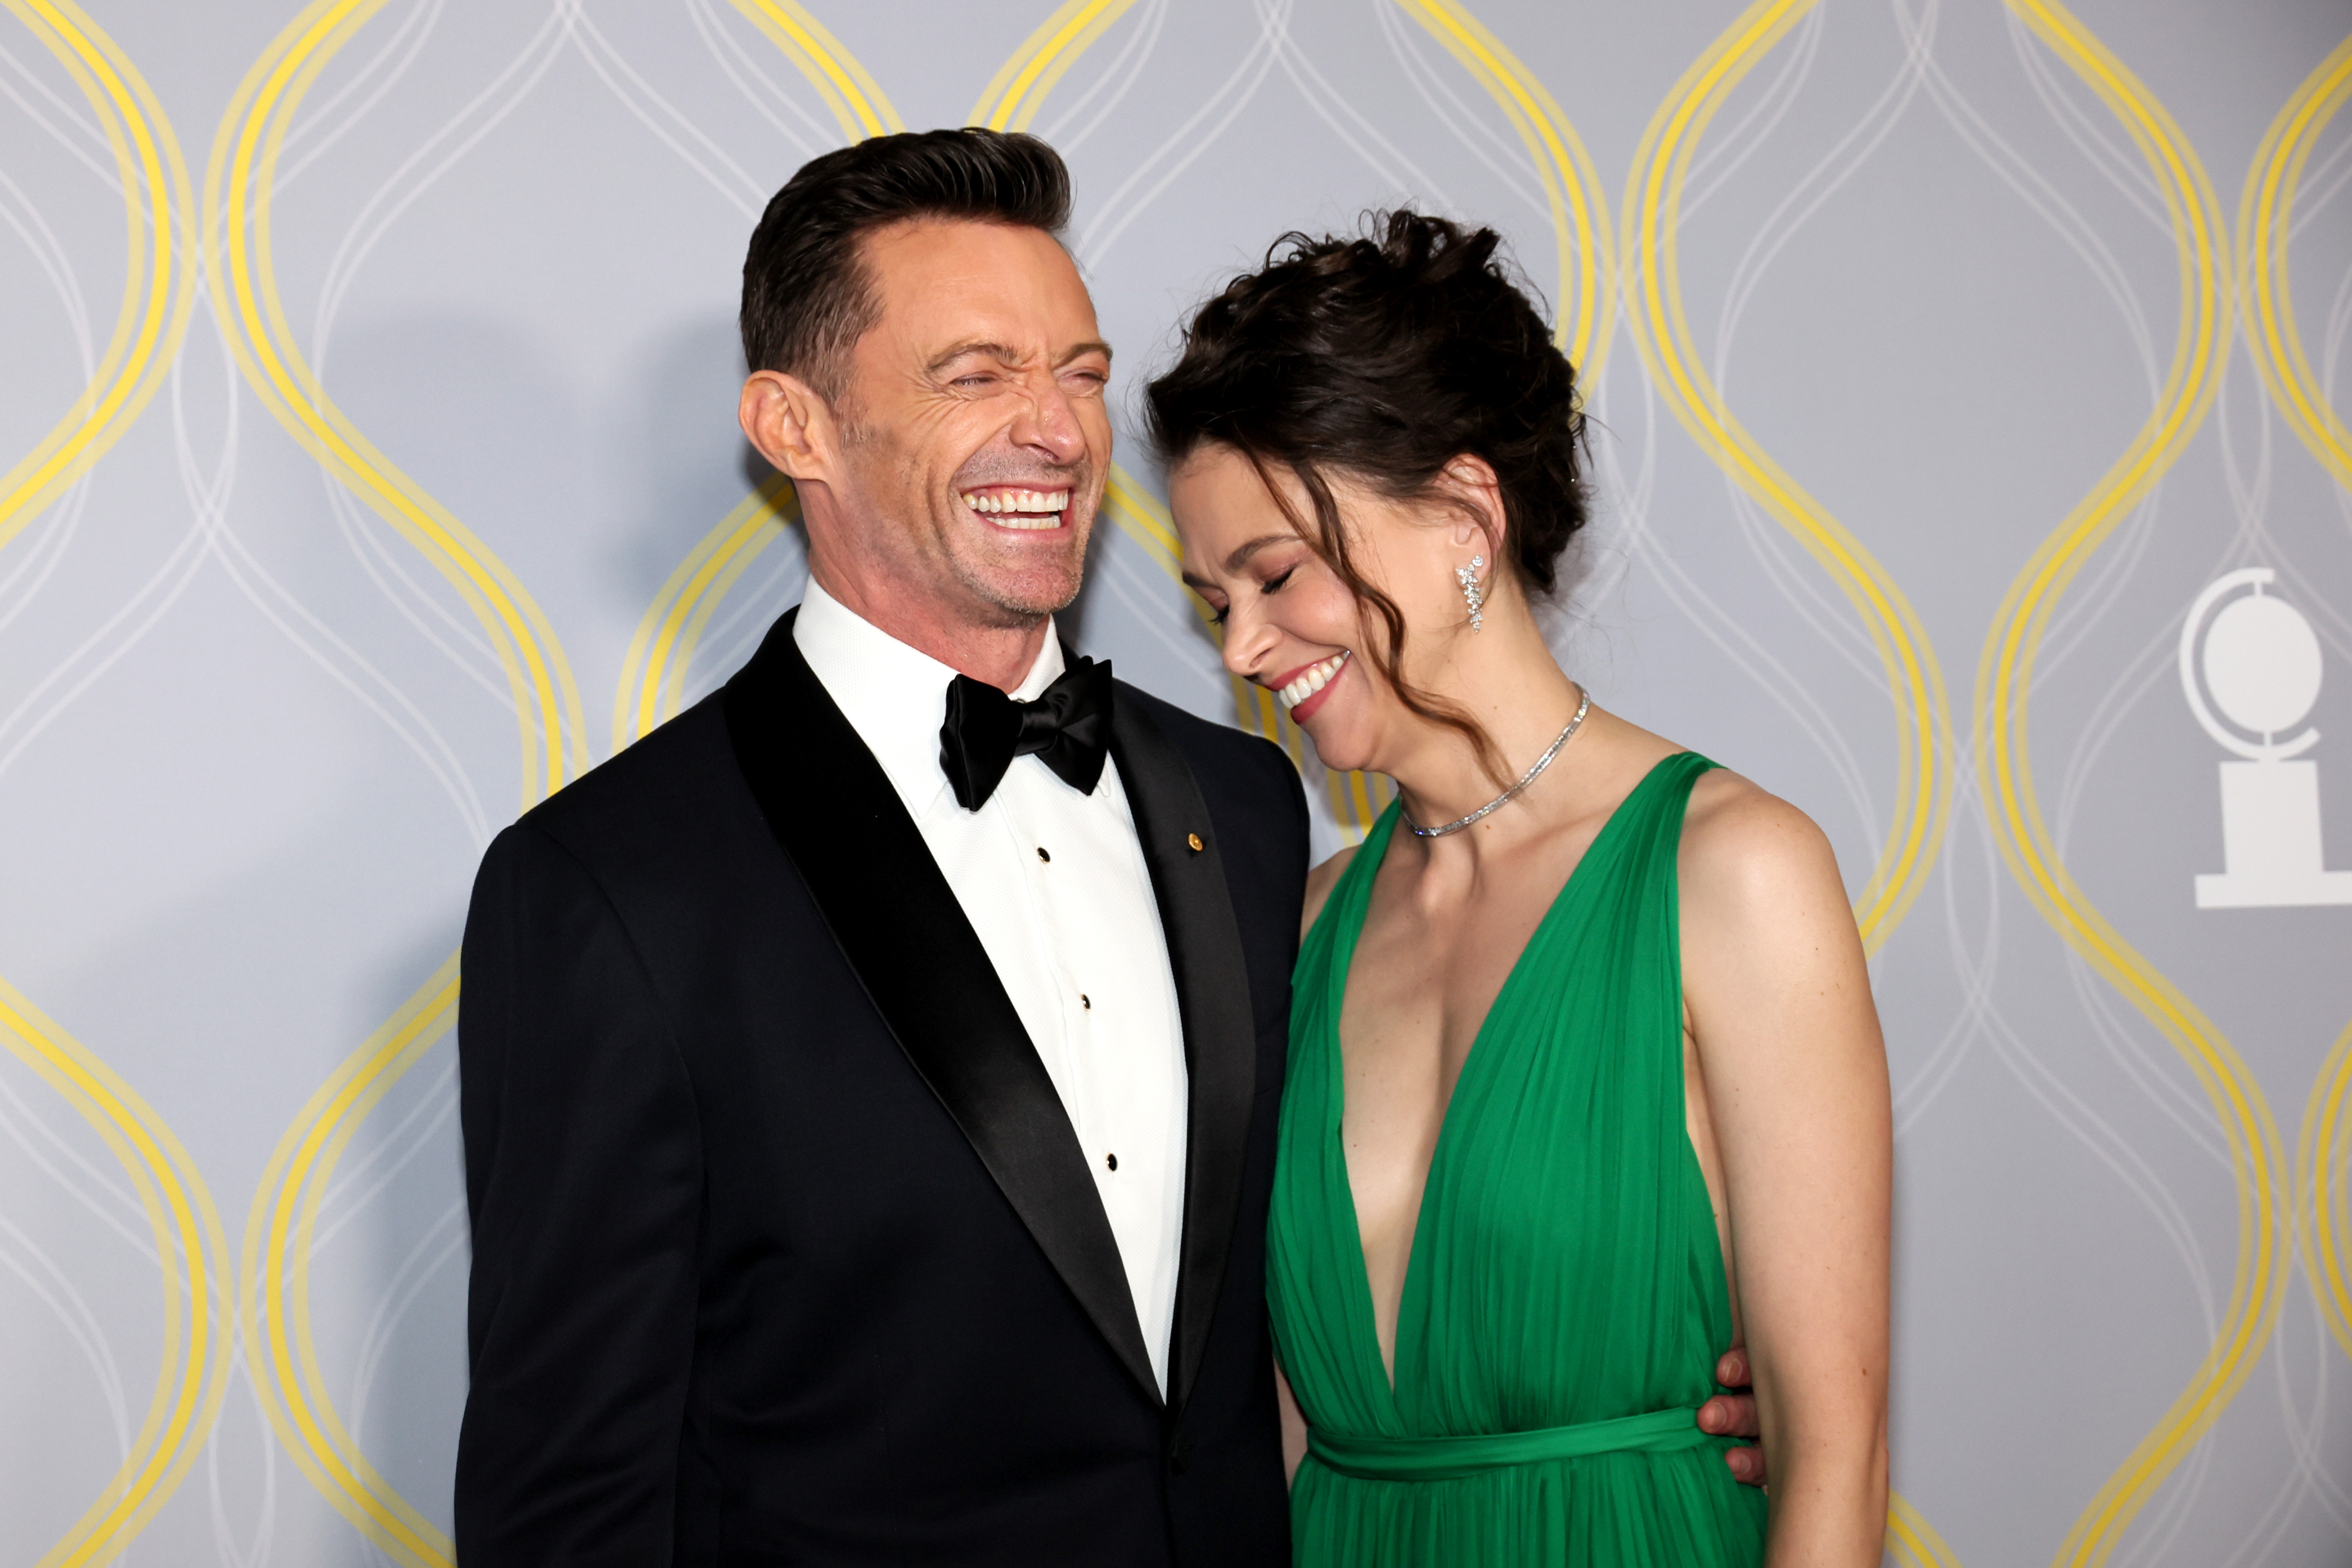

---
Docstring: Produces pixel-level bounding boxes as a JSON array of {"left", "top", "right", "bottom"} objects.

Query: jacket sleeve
[{"left": 454, "top": 820, "right": 702, "bottom": 1565}]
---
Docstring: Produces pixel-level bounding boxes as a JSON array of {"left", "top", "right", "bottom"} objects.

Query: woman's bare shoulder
[
  {"left": 1675, "top": 763, "right": 1849, "bottom": 931},
  {"left": 1300, "top": 847, "right": 1359, "bottom": 939}
]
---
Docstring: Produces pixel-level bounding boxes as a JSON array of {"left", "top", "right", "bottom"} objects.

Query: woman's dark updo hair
[{"left": 1144, "top": 211, "right": 1588, "bottom": 783}]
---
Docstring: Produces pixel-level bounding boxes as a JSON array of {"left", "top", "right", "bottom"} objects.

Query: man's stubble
[{"left": 839, "top": 409, "right": 1095, "bottom": 631}]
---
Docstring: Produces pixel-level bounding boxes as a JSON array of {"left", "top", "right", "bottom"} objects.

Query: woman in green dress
[{"left": 1146, "top": 214, "right": 1892, "bottom": 1565}]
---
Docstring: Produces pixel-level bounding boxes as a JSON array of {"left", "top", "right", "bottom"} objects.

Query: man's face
[{"left": 825, "top": 219, "right": 1111, "bottom": 627}]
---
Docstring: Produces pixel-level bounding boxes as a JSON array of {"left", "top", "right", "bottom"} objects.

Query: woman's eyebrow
[{"left": 1225, "top": 533, "right": 1297, "bottom": 571}]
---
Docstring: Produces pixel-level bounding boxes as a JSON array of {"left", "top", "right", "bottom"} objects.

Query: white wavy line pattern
[{"left": 0, "top": 4, "right": 2348, "bottom": 1566}]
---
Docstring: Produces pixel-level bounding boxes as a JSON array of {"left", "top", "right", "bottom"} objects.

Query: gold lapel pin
[{"left": 1186, "top": 832, "right": 1204, "bottom": 853}]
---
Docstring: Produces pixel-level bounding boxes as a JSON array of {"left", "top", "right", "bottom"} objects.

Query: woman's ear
[{"left": 1434, "top": 454, "right": 1506, "bottom": 562}]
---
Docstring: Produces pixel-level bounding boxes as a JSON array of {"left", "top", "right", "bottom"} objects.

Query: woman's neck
[{"left": 1381, "top": 604, "right": 1584, "bottom": 844}]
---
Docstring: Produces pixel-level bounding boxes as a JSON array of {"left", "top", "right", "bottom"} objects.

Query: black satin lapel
[
  {"left": 1108, "top": 686, "right": 1258, "bottom": 1412},
  {"left": 723, "top": 611, "right": 1159, "bottom": 1401}
]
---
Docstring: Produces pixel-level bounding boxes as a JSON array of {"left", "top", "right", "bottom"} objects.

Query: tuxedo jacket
[{"left": 454, "top": 611, "right": 1306, "bottom": 1565}]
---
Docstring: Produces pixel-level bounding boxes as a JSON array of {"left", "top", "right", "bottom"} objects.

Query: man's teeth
[
  {"left": 960, "top": 489, "right": 1072, "bottom": 528},
  {"left": 1278, "top": 651, "right": 1350, "bottom": 712}
]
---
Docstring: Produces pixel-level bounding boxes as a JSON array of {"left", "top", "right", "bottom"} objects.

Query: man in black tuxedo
[
  {"left": 455, "top": 128, "right": 1297, "bottom": 1566},
  {"left": 454, "top": 128, "right": 1762, "bottom": 1565}
]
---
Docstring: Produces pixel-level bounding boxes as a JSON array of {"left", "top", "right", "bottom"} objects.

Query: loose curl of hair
[{"left": 1143, "top": 211, "right": 1589, "bottom": 789}]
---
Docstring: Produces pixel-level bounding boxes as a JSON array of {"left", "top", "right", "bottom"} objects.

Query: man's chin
[
  {"left": 955, "top": 550, "right": 1087, "bottom": 624},
  {"left": 946, "top": 574, "right": 1072, "bottom": 625}
]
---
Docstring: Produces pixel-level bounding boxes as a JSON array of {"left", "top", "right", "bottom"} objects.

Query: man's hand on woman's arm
[{"left": 1699, "top": 1343, "right": 1766, "bottom": 1487}]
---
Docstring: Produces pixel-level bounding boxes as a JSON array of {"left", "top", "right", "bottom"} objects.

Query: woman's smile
[{"left": 1271, "top": 649, "right": 1351, "bottom": 724}]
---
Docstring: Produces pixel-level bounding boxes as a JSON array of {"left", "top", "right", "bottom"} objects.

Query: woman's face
[{"left": 1171, "top": 444, "right": 1466, "bottom": 776}]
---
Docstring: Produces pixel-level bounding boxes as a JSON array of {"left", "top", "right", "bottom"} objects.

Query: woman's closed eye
[{"left": 1197, "top": 562, "right": 1298, "bottom": 625}]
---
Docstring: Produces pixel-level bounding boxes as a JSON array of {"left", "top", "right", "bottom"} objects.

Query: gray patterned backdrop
[{"left": 3, "top": 1, "right": 2350, "bottom": 1564}]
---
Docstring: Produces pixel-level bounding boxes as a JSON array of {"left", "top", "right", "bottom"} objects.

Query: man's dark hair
[{"left": 740, "top": 128, "right": 1073, "bottom": 397}]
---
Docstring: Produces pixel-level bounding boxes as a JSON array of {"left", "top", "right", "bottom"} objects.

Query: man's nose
[{"left": 1007, "top": 378, "right": 1086, "bottom": 465}]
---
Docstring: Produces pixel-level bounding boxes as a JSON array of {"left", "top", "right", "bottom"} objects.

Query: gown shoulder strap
[{"left": 1604, "top": 750, "right": 1721, "bottom": 892}]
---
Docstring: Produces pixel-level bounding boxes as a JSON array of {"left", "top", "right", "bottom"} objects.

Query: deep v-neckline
[{"left": 1324, "top": 754, "right": 1687, "bottom": 1402}]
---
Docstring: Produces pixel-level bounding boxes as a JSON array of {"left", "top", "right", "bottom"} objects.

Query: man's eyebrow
[
  {"left": 925, "top": 340, "right": 1020, "bottom": 375},
  {"left": 923, "top": 339, "right": 1114, "bottom": 375}
]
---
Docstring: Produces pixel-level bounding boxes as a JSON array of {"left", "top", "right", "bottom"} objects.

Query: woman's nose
[{"left": 1220, "top": 607, "right": 1277, "bottom": 680}]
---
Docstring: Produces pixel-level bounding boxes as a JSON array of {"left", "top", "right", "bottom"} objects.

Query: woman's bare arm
[{"left": 1681, "top": 778, "right": 1891, "bottom": 1564}]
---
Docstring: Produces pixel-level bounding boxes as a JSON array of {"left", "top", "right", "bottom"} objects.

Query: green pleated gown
[{"left": 1268, "top": 752, "right": 1768, "bottom": 1566}]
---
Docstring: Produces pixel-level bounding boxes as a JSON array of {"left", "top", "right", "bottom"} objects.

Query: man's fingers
[
  {"left": 1707, "top": 1341, "right": 1764, "bottom": 1488},
  {"left": 1723, "top": 1443, "right": 1767, "bottom": 1488},
  {"left": 1695, "top": 1392, "right": 1760, "bottom": 1438}
]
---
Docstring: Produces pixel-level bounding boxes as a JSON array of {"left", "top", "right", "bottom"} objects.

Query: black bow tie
[{"left": 939, "top": 656, "right": 1113, "bottom": 811}]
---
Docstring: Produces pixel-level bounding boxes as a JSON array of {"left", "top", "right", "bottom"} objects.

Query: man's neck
[{"left": 808, "top": 560, "right": 1050, "bottom": 693}]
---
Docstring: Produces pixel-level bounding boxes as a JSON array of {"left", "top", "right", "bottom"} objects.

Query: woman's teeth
[
  {"left": 961, "top": 489, "right": 1071, "bottom": 529},
  {"left": 1278, "top": 651, "right": 1350, "bottom": 711}
]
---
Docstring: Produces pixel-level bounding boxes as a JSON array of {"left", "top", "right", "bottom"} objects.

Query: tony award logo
[{"left": 2182, "top": 567, "right": 2352, "bottom": 908}]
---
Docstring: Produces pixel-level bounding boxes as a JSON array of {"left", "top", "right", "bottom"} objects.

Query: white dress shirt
[{"left": 794, "top": 580, "right": 1190, "bottom": 1394}]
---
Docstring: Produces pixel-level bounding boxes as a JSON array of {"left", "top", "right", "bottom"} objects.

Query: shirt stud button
[
  {"left": 1105, "top": 1152, "right": 1118, "bottom": 1171},
  {"left": 1037, "top": 846, "right": 1051, "bottom": 863},
  {"left": 1186, "top": 832, "right": 1204, "bottom": 853},
  {"left": 1081, "top": 993, "right": 1091, "bottom": 1010}
]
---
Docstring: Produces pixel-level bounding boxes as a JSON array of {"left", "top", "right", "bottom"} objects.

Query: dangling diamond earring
[{"left": 1456, "top": 555, "right": 1486, "bottom": 631}]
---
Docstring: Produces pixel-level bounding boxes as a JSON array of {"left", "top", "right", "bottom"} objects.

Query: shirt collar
[{"left": 792, "top": 576, "right": 1065, "bottom": 819}]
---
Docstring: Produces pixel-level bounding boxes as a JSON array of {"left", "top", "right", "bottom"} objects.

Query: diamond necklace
[{"left": 1401, "top": 683, "right": 1592, "bottom": 839}]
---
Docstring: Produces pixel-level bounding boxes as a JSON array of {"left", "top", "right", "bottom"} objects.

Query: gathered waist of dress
[{"left": 1305, "top": 1407, "right": 1718, "bottom": 1482}]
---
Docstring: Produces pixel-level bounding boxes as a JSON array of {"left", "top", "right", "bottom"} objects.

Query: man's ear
[{"left": 739, "top": 369, "right": 839, "bottom": 483}]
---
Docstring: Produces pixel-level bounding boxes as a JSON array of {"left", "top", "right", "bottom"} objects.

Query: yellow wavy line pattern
[
  {"left": 1885, "top": 1491, "right": 1968, "bottom": 1568},
  {"left": 1621, "top": 0, "right": 1953, "bottom": 956},
  {"left": 1614, "top": 3, "right": 1961, "bottom": 1553},
  {"left": 970, "top": 0, "right": 1142, "bottom": 132},
  {"left": 1974, "top": 6, "right": 2288, "bottom": 1567},
  {"left": 2299, "top": 1021, "right": 2352, "bottom": 1365},
  {"left": 0, "top": 0, "right": 193, "bottom": 553},
  {"left": 2238, "top": 33, "right": 2352, "bottom": 495},
  {"left": 617, "top": 10, "right": 897, "bottom": 741},
  {"left": 4, "top": 3, "right": 2305, "bottom": 1558},
  {"left": 729, "top": 0, "right": 902, "bottom": 141},
  {"left": 203, "top": 0, "right": 606, "bottom": 1555},
  {"left": 1388, "top": 0, "right": 1613, "bottom": 377},
  {"left": 2241, "top": 34, "right": 2352, "bottom": 1371},
  {"left": 238, "top": 961, "right": 458, "bottom": 1568},
  {"left": 615, "top": 475, "right": 798, "bottom": 748},
  {"left": 0, "top": 981, "right": 230, "bottom": 1568},
  {"left": 1, "top": 9, "right": 225, "bottom": 1566},
  {"left": 204, "top": 0, "right": 587, "bottom": 810}
]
